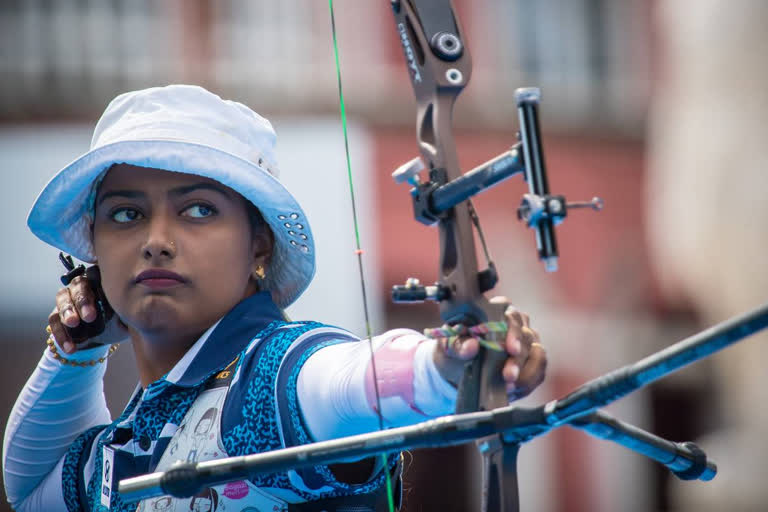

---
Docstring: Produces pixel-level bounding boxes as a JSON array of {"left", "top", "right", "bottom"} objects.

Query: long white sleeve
[
  {"left": 297, "top": 329, "right": 457, "bottom": 442},
  {"left": 3, "top": 344, "right": 111, "bottom": 509}
]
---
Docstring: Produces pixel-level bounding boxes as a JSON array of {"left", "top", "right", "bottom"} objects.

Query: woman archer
[{"left": 3, "top": 84, "right": 547, "bottom": 511}]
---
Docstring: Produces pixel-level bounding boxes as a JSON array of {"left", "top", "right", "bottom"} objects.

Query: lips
[{"left": 134, "top": 269, "right": 186, "bottom": 288}]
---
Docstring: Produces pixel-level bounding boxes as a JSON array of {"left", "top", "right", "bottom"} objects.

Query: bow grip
[{"left": 455, "top": 300, "right": 510, "bottom": 414}]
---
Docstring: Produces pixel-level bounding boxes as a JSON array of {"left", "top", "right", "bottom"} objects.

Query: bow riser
[
  {"left": 393, "top": 2, "right": 521, "bottom": 511},
  {"left": 393, "top": 0, "right": 512, "bottom": 409}
]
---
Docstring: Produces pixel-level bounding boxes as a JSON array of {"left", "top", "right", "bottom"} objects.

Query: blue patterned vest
[{"left": 62, "top": 293, "right": 399, "bottom": 512}]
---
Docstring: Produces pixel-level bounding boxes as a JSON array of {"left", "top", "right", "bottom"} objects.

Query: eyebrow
[{"left": 96, "top": 182, "right": 233, "bottom": 206}]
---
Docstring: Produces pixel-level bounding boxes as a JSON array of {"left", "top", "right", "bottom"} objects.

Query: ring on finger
[
  {"left": 531, "top": 342, "right": 545, "bottom": 351},
  {"left": 521, "top": 325, "right": 535, "bottom": 339}
]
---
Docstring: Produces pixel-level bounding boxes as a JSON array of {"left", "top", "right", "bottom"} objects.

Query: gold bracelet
[{"left": 46, "top": 335, "right": 119, "bottom": 367}]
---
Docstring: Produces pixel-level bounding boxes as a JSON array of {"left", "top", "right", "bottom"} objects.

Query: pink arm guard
[
  {"left": 364, "top": 332, "right": 427, "bottom": 416},
  {"left": 297, "top": 329, "right": 457, "bottom": 441}
]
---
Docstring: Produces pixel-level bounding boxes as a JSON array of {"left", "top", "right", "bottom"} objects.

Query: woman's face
[{"left": 92, "top": 164, "right": 271, "bottom": 340}]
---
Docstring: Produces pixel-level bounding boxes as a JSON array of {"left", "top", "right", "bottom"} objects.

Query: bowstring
[{"left": 327, "top": 1, "right": 396, "bottom": 511}]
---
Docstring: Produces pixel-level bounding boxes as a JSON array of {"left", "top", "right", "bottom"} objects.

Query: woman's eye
[
  {"left": 182, "top": 204, "right": 217, "bottom": 218},
  {"left": 111, "top": 208, "right": 142, "bottom": 223}
]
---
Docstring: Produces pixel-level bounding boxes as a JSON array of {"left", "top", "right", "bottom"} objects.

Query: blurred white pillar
[{"left": 647, "top": 1, "right": 768, "bottom": 509}]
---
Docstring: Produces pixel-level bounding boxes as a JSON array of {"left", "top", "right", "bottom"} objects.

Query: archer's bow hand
[{"left": 431, "top": 297, "right": 547, "bottom": 400}]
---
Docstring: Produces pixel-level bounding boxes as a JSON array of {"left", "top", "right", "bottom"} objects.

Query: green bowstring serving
[{"left": 327, "top": 2, "right": 395, "bottom": 511}]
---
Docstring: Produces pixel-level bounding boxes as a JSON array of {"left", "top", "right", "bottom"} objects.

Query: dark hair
[{"left": 245, "top": 200, "right": 268, "bottom": 234}]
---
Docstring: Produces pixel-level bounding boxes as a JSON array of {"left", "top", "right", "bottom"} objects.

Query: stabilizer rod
[
  {"left": 571, "top": 410, "right": 716, "bottom": 481},
  {"left": 544, "top": 302, "right": 768, "bottom": 427},
  {"left": 120, "top": 301, "right": 768, "bottom": 501}
]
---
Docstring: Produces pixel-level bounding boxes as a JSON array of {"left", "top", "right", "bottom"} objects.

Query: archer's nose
[{"left": 141, "top": 217, "right": 176, "bottom": 260}]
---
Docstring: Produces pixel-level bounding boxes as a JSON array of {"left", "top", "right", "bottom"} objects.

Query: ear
[{"left": 249, "top": 227, "right": 274, "bottom": 281}]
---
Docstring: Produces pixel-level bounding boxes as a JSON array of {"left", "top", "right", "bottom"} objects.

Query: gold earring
[{"left": 254, "top": 265, "right": 266, "bottom": 280}]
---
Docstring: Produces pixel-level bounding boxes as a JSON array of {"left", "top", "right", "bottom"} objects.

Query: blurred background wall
[{"left": 1, "top": 1, "right": 765, "bottom": 511}]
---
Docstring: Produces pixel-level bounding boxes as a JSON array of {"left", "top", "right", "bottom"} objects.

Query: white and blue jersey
[
  {"left": 5, "top": 292, "right": 458, "bottom": 512},
  {"left": 59, "top": 293, "right": 395, "bottom": 511}
]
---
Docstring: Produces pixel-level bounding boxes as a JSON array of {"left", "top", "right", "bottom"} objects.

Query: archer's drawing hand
[
  {"left": 47, "top": 275, "right": 128, "bottom": 354},
  {"left": 432, "top": 296, "right": 547, "bottom": 401}
]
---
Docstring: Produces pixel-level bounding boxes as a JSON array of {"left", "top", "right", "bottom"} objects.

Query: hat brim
[{"left": 27, "top": 139, "right": 315, "bottom": 308}]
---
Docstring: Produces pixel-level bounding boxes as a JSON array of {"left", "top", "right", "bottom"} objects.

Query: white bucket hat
[{"left": 27, "top": 84, "right": 315, "bottom": 308}]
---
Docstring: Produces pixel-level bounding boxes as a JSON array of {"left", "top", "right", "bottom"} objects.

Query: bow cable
[{"left": 327, "top": 1, "right": 396, "bottom": 510}]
